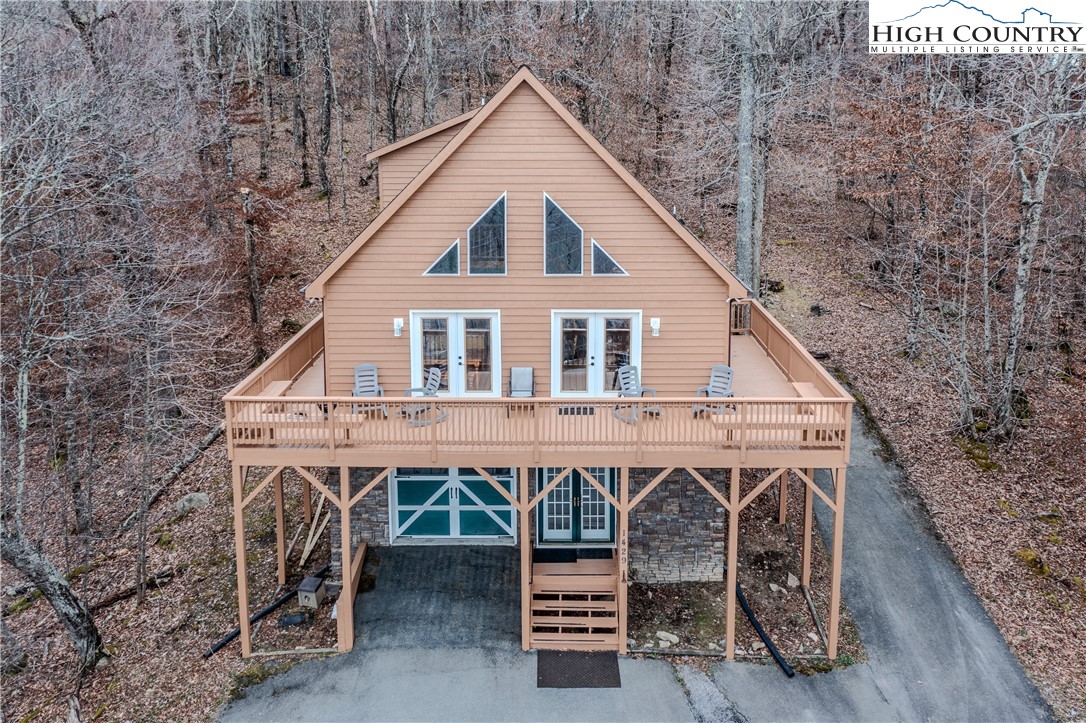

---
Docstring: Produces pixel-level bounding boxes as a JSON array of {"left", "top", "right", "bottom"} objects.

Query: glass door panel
[
  {"left": 603, "top": 318, "right": 632, "bottom": 392},
  {"left": 579, "top": 467, "right": 612, "bottom": 542},
  {"left": 560, "top": 317, "right": 589, "bottom": 393},
  {"left": 420, "top": 318, "right": 450, "bottom": 391},
  {"left": 540, "top": 468, "right": 573, "bottom": 542},
  {"left": 462, "top": 318, "right": 493, "bottom": 393}
]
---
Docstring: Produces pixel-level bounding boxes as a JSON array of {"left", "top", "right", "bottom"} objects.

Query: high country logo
[{"left": 869, "top": 0, "right": 1086, "bottom": 53}]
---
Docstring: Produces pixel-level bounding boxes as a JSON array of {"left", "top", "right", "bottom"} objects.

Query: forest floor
[{"left": 3, "top": 119, "right": 1083, "bottom": 720}]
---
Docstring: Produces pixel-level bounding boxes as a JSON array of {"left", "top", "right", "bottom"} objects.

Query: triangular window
[
  {"left": 469, "top": 194, "right": 506, "bottom": 275},
  {"left": 592, "top": 240, "right": 628, "bottom": 276},
  {"left": 424, "top": 239, "right": 460, "bottom": 276},
  {"left": 544, "top": 193, "right": 583, "bottom": 275}
]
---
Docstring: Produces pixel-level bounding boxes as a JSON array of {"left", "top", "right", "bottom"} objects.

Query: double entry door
[
  {"left": 411, "top": 311, "right": 499, "bottom": 396},
  {"left": 552, "top": 312, "right": 640, "bottom": 396},
  {"left": 538, "top": 468, "right": 616, "bottom": 545}
]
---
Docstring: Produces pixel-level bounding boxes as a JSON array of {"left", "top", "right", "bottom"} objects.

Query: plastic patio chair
[
  {"left": 613, "top": 364, "right": 659, "bottom": 424},
  {"left": 352, "top": 363, "right": 387, "bottom": 417},
  {"left": 403, "top": 367, "right": 447, "bottom": 426},
  {"left": 693, "top": 364, "right": 735, "bottom": 416}
]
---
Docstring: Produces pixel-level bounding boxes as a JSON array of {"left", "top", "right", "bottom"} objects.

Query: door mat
[
  {"left": 536, "top": 650, "right": 621, "bottom": 688},
  {"left": 533, "top": 548, "right": 577, "bottom": 563}
]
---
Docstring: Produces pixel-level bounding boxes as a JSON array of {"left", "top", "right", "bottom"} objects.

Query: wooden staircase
[{"left": 528, "top": 558, "right": 620, "bottom": 651}]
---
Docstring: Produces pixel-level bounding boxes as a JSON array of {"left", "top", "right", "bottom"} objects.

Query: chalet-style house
[{"left": 224, "top": 67, "right": 853, "bottom": 659}]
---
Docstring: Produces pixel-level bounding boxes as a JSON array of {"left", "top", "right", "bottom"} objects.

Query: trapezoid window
[
  {"left": 544, "top": 193, "right": 583, "bottom": 275},
  {"left": 424, "top": 239, "right": 460, "bottom": 276},
  {"left": 591, "top": 240, "right": 628, "bottom": 276},
  {"left": 468, "top": 194, "right": 506, "bottom": 275}
]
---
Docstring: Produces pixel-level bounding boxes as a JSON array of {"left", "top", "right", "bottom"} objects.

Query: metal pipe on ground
[{"left": 204, "top": 564, "right": 331, "bottom": 659}]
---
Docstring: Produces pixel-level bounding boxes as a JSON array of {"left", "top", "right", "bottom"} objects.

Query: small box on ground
[{"left": 297, "top": 576, "right": 326, "bottom": 608}]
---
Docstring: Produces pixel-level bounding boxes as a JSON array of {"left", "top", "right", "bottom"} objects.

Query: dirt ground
[{"left": 627, "top": 468, "right": 864, "bottom": 671}]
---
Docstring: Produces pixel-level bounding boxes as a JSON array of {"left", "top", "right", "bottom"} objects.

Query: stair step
[
  {"left": 529, "top": 594, "right": 616, "bottom": 607},
  {"left": 530, "top": 633, "right": 620, "bottom": 651},
  {"left": 531, "top": 616, "right": 616, "bottom": 629},
  {"left": 531, "top": 575, "right": 617, "bottom": 591},
  {"left": 533, "top": 560, "right": 616, "bottom": 576}
]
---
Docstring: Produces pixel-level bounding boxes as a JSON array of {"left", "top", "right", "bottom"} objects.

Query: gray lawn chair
[
  {"left": 506, "top": 366, "right": 535, "bottom": 416},
  {"left": 352, "top": 363, "right": 387, "bottom": 417},
  {"left": 404, "top": 367, "right": 446, "bottom": 426},
  {"left": 693, "top": 364, "right": 734, "bottom": 416},
  {"left": 613, "top": 364, "right": 659, "bottom": 424}
]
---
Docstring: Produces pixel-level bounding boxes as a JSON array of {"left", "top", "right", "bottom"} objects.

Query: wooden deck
[{"left": 224, "top": 302, "right": 852, "bottom": 469}]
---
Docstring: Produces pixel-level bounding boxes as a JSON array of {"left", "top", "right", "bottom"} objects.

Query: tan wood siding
[
  {"left": 377, "top": 123, "right": 467, "bottom": 207},
  {"left": 327, "top": 85, "right": 733, "bottom": 397}
]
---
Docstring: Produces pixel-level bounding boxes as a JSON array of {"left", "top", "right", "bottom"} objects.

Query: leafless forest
[{"left": 2, "top": 1, "right": 1084, "bottom": 719}]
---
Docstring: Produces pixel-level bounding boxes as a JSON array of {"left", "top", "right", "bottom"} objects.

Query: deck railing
[
  {"left": 226, "top": 315, "right": 325, "bottom": 397},
  {"left": 736, "top": 300, "right": 850, "bottom": 399},
  {"left": 224, "top": 395, "right": 851, "bottom": 462}
]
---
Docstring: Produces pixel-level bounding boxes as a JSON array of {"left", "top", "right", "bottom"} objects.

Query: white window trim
[
  {"left": 409, "top": 310, "right": 502, "bottom": 397},
  {"left": 591, "top": 239, "right": 629, "bottom": 276},
  {"left": 549, "top": 309, "right": 643, "bottom": 398},
  {"left": 422, "top": 238, "right": 461, "bottom": 276},
  {"left": 542, "top": 192, "right": 584, "bottom": 276},
  {"left": 467, "top": 192, "right": 508, "bottom": 276}
]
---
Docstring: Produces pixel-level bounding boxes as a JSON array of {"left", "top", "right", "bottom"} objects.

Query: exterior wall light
[
  {"left": 393, "top": 318, "right": 404, "bottom": 337},
  {"left": 650, "top": 317, "right": 661, "bottom": 337}
]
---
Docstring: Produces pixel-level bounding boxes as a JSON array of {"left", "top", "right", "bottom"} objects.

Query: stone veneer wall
[
  {"left": 627, "top": 468, "right": 728, "bottom": 583},
  {"left": 327, "top": 467, "right": 390, "bottom": 585}
]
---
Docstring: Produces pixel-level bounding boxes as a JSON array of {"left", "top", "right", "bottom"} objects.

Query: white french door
[
  {"left": 410, "top": 311, "right": 501, "bottom": 396},
  {"left": 550, "top": 311, "right": 641, "bottom": 397}
]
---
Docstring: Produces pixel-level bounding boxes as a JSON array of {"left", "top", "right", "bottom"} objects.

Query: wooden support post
[
  {"left": 337, "top": 465, "right": 354, "bottom": 652},
  {"left": 302, "top": 470, "right": 313, "bottom": 525},
  {"left": 274, "top": 470, "right": 287, "bottom": 586},
  {"left": 724, "top": 467, "right": 740, "bottom": 661},
  {"left": 618, "top": 468, "right": 630, "bottom": 655},
  {"left": 231, "top": 464, "right": 252, "bottom": 658},
  {"left": 519, "top": 466, "right": 531, "bottom": 652},
  {"left": 778, "top": 468, "right": 788, "bottom": 525},
  {"left": 802, "top": 468, "right": 814, "bottom": 588},
  {"left": 827, "top": 467, "right": 847, "bottom": 660}
]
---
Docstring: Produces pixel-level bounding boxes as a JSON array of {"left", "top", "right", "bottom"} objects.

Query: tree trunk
[
  {"left": 317, "top": 8, "right": 333, "bottom": 202},
  {"left": 734, "top": 1, "right": 756, "bottom": 293},
  {"left": 240, "top": 188, "right": 265, "bottom": 363},
  {"left": 0, "top": 530, "right": 104, "bottom": 672}
]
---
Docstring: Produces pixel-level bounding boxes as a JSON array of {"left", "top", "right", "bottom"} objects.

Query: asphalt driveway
[
  {"left": 220, "top": 546, "right": 695, "bottom": 722},
  {"left": 710, "top": 410, "right": 1051, "bottom": 721},
  {"left": 221, "top": 411, "right": 1051, "bottom": 722}
]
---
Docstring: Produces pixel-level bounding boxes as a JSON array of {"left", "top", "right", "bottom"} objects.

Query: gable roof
[
  {"left": 363, "top": 108, "right": 478, "bottom": 163},
  {"left": 307, "top": 67, "right": 748, "bottom": 299}
]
